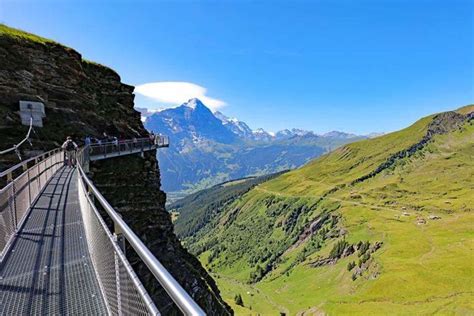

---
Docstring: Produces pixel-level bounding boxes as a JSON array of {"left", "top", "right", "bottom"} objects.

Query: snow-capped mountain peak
[
  {"left": 291, "top": 128, "right": 311, "bottom": 136},
  {"left": 214, "top": 111, "right": 230, "bottom": 121},
  {"left": 214, "top": 111, "right": 240, "bottom": 124},
  {"left": 184, "top": 98, "right": 204, "bottom": 110},
  {"left": 215, "top": 111, "right": 253, "bottom": 138},
  {"left": 143, "top": 99, "right": 366, "bottom": 145},
  {"left": 251, "top": 128, "right": 275, "bottom": 141},
  {"left": 274, "top": 128, "right": 312, "bottom": 139},
  {"left": 253, "top": 128, "right": 266, "bottom": 134},
  {"left": 145, "top": 98, "right": 237, "bottom": 144}
]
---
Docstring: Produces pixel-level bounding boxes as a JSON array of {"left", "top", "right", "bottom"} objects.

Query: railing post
[
  {"left": 87, "top": 185, "right": 94, "bottom": 203},
  {"left": 113, "top": 212, "right": 126, "bottom": 315},
  {"left": 11, "top": 181, "right": 18, "bottom": 230},
  {"left": 36, "top": 158, "right": 41, "bottom": 191},
  {"left": 45, "top": 153, "right": 50, "bottom": 180},
  {"left": 114, "top": 220, "right": 126, "bottom": 253},
  {"left": 53, "top": 151, "right": 57, "bottom": 171},
  {"left": 114, "top": 233, "right": 123, "bottom": 316},
  {"left": 26, "top": 164, "right": 32, "bottom": 206}
]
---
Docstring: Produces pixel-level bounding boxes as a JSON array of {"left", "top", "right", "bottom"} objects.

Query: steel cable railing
[
  {"left": 76, "top": 140, "right": 205, "bottom": 316},
  {"left": 0, "top": 148, "right": 64, "bottom": 259}
]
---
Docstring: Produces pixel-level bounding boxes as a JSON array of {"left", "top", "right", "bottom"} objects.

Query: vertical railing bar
[
  {"left": 27, "top": 167, "right": 32, "bottom": 206},
  {"left": 37, "top": 158, "right": 41, "bottom": 189},
  {"left": 11, "top": 180, "right": 18, "bottom": 230},
  {"left": 114, "top": 234, "right": 123, "bottom": 316},
  {"left": 45, "top": 153, "right": 49, "bottom": 180}
]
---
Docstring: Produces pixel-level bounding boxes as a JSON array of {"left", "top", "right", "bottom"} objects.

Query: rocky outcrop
[
  {"left": 0, "top": 24, "right": 231, "bottom": 314},
  {"left": 0, "top": 25, "right": 143, "bottom": 169},
  {"left": 351, "top": 111, "right": 471, "bottom": 185},
  {"left": 286, "top": 213, "right": 330, "bottom": 252}
]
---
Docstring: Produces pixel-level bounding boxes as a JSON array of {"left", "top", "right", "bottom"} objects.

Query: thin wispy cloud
[{"left": 135, "top": 81, "right": 226, "bottom": 111}]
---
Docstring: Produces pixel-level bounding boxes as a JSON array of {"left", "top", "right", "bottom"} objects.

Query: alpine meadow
[{"left": 174, "top": 106, "right": 474, "bottom": 315}]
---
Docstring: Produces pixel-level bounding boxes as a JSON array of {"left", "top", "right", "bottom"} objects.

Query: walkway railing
[
  {"left": 1, "top": 136, "right": 205, "bottom": 315},
  {"left": 0, "top": 148, "right": 64, "bottom": 259},
  {"left": 77, "top": 165, "right": 159, "bottom": 315},
  {"left": 88, "top": 136, "right": 169, "bottom": 161},
  {"left": 77, "top": 141, "right": 205, "bottom": 316}
]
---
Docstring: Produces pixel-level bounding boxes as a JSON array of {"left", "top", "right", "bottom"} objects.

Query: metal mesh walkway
[
  {"left": 0, "top": 167, "right": 107, "bottom": 315},
  {"left": 0, "top": 137, "right": 205, "bottom": 316}
]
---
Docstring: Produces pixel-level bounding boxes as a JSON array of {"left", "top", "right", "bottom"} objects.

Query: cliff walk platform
[{"left": 0, "top": 137, "right": 205, "bottom": 316}]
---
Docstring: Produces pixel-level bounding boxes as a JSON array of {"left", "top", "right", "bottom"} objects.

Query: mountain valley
[
  {"left": 143, "top": 99, "right": 367, "bottom": 199},
  {"left": 172, "top": 105, "right": 474, "bottom": 314}
]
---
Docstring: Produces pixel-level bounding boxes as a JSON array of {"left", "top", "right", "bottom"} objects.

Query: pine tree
[{"left": 234, "top": 294, "right": 244, "bottom": 306}]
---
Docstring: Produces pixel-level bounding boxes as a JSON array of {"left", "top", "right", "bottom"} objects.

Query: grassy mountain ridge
[
  {"left": 178, "top": 105, "right": 474, "bottom": 314},
  {"left": 0, "top": 23, "right": 55, "bottom": 44}
]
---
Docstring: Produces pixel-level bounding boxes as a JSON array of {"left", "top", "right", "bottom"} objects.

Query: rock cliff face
[
  {"left": 90, "top": 154, "right": 229, "bottom": 314},
  {"left": 0, "top": 24, "right": 231, "bottom": 314},
  {"left": 0, "top": 25, "right": 144, "bottom": 168}
]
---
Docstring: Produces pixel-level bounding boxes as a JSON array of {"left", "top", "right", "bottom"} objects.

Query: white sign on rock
[{"left": 19, "top": 101, "right": 46, "bottom": 127}]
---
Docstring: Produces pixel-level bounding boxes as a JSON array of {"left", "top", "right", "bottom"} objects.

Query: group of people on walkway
[
  {"left": 84, "top": 132, "right": 119, "bottom": 146},
  {"left": 61, "top": 132, "right": 160, "bottom": 168}
]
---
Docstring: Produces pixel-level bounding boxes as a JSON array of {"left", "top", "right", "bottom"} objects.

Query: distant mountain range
[{"left": 142, "top": 98, "right": 369, "bottom": 198}]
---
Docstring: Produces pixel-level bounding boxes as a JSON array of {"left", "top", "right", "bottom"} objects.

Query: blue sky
[{"left": 1, "top": 0, "right": 472, "bottom": 134}]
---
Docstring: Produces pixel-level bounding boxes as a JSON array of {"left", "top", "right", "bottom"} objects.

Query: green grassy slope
[
  {"left": 171, "top": 171, "right": 288, "bottom": 238},
  {"left": 181, "top": 106, "right": 474, "bottom": 315},
  {"left": 0, "top": 23, "right": 56, "bottom": 44},
  {"left": 0, "top": 24, "right": 109, "bottom": 68}
]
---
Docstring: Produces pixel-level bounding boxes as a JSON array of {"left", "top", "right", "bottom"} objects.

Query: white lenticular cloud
[{"left": 135, "top": 81, "right": 226, "bottom": 111}]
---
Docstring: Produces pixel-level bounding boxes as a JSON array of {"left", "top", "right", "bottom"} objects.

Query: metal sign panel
[{"left": 19, "top": 101, "right": 46, "bottom": 127}]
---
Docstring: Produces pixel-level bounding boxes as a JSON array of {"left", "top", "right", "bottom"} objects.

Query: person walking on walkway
[
  {"left": 84, "top": 135, "right": 92, "bottom": 146},
  {"left": 62, "top": 136, "right": 78, "bottom": 167},
  {"left": 149, "top": 132, "right": 155, "bottom": 144}
]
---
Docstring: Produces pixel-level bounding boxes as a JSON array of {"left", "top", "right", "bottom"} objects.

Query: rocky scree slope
[{"left": 0, "top": 24, "right": 231, "bottom": 314}]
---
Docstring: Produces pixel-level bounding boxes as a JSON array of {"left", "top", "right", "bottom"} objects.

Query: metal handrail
[
  {"left": 79, "top": 178, "right": 160, "bottom": 315},
  {"left": 88, "top": 137, "right": 151, "bottom": 147},
  {"left": 0, "top": 148, "right": 64, "bottom": 259},
  {"left": 1, "top": 137, "right": 197, "bottom": 314},
  {"left": 0, "top": 148, "right": 61, "bottom": 180},
  {"left": 88, "top": 136, "right": 169, "bottom": 148},
  {"left": 76, "top": 144, "right": 204, "bottom": 315}
]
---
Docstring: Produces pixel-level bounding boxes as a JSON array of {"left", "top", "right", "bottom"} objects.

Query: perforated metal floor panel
[{"left": 0, "top": 167, "right": 108, "bottom": 315}]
